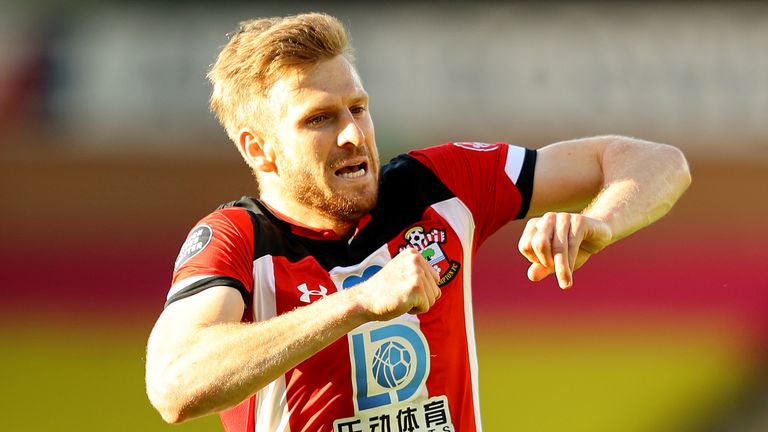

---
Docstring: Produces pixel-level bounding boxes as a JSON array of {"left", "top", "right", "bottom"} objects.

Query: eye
[
  {"left": 306, "top": 114, "right": 329, "bottom": 127},
  {"left": 350, "top": 105, "right": 367, "bottom": 116}
]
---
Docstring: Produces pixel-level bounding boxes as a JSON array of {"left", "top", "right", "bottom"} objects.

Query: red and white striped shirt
[{"left": 167, "top": 142, "right": 536, "bottom": 432}]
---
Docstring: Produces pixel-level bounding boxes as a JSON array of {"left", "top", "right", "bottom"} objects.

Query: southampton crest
[{"left": 399, "top": 225, "right": 461, "bottom": 287}]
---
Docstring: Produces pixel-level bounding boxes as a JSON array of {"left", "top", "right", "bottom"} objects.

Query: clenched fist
[{"left": 355, "top": 248, "right": 441, "bottom": 321}]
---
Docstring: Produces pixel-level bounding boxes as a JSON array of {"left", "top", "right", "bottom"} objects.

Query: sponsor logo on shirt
[
  {"left": 174, "top": 224, "right": 212, "bottom": 270},
  {"left": 331, "top": 247, "right": 456, "bottom": 431},
  {"left": 343, "top": 320, "right": 458, "bottom": 431},
  {"left": 349, "top": 321, "right": 429, "bottom": 412},
  {"left": 342, "top": 265, "right": 383, "bottom": 290},
  {"left": 399, "top": 226, "right": 460, "bottom": 287},
  {"left": 333, "top": 395, "right": 455, "bottom": 432},
  {"left": 297, "top": 282, "right": 328, "bottom": 303}
]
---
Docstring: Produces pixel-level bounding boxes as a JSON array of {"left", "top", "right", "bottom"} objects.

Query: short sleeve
[
  {"left": 165, "top": 207, "right": 255, "bottom": 308},
  {"left": 408, "top": 142, "right": 536, "bottom": 245}
]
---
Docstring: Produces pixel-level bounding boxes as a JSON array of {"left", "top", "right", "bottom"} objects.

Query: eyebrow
[{"left": 298, "top": 93, "right": 369, "bottom": 116}]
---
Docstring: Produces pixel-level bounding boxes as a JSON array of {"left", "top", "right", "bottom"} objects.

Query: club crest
[{"left": 399, "top": 225, "right": 460, "bottom": 287}]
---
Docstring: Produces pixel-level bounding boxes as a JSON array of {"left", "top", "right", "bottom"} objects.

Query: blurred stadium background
[{"left": 2, "top": 1, "right": 767, "bottom": 431}]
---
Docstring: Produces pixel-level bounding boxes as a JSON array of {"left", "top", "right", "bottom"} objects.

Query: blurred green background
[{"left": 2, "top": 1, "right": 767, "bottom": 431}]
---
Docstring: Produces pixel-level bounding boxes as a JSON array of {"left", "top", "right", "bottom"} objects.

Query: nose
[{"left": 337, "top": 113, "right": 365, "bottom": 148}]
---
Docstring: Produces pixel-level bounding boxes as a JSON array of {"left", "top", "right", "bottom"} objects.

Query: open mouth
[{"left": 334, "top": 161, "right": 368, "bottom": 179}]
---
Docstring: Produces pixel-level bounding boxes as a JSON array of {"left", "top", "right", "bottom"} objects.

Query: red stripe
[{"left": 272, "top": 256, "right": 355, "bottom": 430}]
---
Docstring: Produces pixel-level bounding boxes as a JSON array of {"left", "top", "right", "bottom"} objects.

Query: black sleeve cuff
[
  {"left": 164, "top": 276, "right": 250, "bottom": 309},
  {"left": 514, "top": 148, "right": 537, "bottom": 220}
]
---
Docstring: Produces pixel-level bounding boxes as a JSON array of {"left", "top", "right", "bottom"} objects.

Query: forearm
[
  {"left": 147, "top": 249, "right": 438, "bottom": 423},
  {"left": 519, "top": 135, "right": 690, "bottom": 288},
  {"left": 583, "top": 137, "right": 691, "bottom": 242},
  {"left": 147, "top": 289, "right": 369, "bottom": 423}
]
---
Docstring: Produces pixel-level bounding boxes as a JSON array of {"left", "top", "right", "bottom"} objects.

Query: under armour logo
[{"left": 297, "top": 283, "right": 328, "bottom": 303}]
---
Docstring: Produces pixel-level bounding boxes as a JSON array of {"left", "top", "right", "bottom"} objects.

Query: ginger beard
[{"left": 275, "top": 144, "right": 380, "bottom": 223}]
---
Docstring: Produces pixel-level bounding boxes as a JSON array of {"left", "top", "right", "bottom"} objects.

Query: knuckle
[
  {"left": 536, "top": 212, "right": 556, "bottom": 227},
  {"left": 570, "top": 214, "right": 584, "bottom": 231},
  {"left": 531, "top": 234, "right": 549, "bottom": 251},
  {"left": 404, "top": 254, "right": 421, "bottom": 268}
]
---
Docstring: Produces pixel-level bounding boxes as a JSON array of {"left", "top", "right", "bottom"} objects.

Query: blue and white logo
[
  {"left": 341, "top": 265, "right": 382, "bottom": 290},
  {"left": 372, "top": 340, "right": 412, "bottom": 388},
  {"left": 350, "top": 321, "right": 430, "bottom": 411},
  {"left": 329, "top": 243, "right": 390, "bottom": 292}
]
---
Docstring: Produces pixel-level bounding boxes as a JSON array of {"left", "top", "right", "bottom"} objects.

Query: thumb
[
  {"left": 581, "top": 218, "right": 613, "bottom": 252},
  {"left": 572, "top": 219, "right": 612, "bottom": 270}
]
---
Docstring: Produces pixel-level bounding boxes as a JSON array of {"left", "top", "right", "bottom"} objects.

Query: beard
[{"left": 278, "top": 147, "right": 379, "bottom": 223}]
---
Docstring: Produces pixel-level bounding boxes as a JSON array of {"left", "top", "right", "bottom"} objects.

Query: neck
[{"left": 259, "top": 193, "right": 357, "bottom": 239}]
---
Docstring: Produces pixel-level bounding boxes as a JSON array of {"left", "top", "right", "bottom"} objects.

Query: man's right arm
[{"left": 145, "top": 247, "right": 439, "bottom": 424}]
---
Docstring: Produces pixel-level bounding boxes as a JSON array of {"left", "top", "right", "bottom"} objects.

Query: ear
[{"left": 238, "top": 128, "right": 277, "bottom": 173}]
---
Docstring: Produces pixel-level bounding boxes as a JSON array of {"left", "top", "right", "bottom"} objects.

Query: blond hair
[{"left": 208, "top": 13, "right": 353, "bottom": 142}]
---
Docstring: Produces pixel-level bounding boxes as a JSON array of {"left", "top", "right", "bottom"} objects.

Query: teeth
[{"left": 338, "top": 168, "right": 366, "bottom": 179}]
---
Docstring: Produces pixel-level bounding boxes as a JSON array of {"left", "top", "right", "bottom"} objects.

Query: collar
[{"left": 258, "top": 200, "right": 372, "bottom": 241}]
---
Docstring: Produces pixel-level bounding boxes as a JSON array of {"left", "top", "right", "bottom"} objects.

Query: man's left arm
[{"left": 518, "top": 135, "right": 691, "bottom": 289}]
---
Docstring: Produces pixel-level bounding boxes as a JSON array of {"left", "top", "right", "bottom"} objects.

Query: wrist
[
  {"left": 340, "top": 283, "right": 375, "bottom": 327},
  {"left": 573, "top": 212, "right": 615, "bottom": 253}
]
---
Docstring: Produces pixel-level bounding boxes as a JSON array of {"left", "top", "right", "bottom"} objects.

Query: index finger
[{"left": 553, "top": 213, "right": 572, "bottom": 289}]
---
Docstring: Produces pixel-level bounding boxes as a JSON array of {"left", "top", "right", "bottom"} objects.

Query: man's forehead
[{"left": 267, "top": 57, "right": 367, "bottom": 113}]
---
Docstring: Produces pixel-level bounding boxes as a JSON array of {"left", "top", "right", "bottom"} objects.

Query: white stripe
[
  {"left": 504, "top": 144, "right": 527, "bottom": 184},
  {"left": 252, "top": 255, "right": 291, "bottom": 432},
  {"left": 329, "top": 243, "right": 392, "bottom": 292},
  {"left": 166, "top": 275, "right": 213, "bottom": 300},
  {"left": 431, "top": 198, "right": 483, "bottom": 431},
  {"left": 252, "top": 255, "right": 277, "bottom": 323}
]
